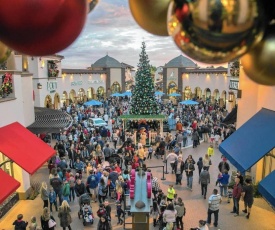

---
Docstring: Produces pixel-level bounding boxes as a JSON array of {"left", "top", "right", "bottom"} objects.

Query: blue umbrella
[
  {"left": 84, "top": 100, "right": 102, "bottom": 106},
  {"left": 180, "top": 100, "right": 199, "bottom": 105},
  {"left": 122, "top": 91, "right": 132, "bottom": 96},
  {"left": 168, "top": 92, "right": 181, "bottom": 97},
  {"left": 155, "top": 91, "right": 165, "bottom": 96},
  {"left": 111, "top": 92, "right": 124, "bottom": 97}
]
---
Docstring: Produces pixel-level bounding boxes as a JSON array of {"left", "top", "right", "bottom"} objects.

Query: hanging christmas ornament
[
  {"left": 242, "top": 25, "right": 275, "bottom": 85},
  {"left": 129, "top": 0, "right": 170, "bottom": 36},
  {"left": 0, "top": 41, "right": 11, "bottom": 64},
  {"left": 167, "top": 0, "right": 265, "bottom": 64},
  {"left": 87, "top": 0, "right": 99, "bottom": 13}
]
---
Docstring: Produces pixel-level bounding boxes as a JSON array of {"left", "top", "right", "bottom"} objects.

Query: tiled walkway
[{"left": 0, "top": 141, "right": 275, "bottom": 230}]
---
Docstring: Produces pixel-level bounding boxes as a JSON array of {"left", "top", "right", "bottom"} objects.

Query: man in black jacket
[
  {"left": 103, "top": 143, "right": 112, "bottom": 162},
  {"left": 74, "top": 178, "right": 86, "bottom": 197},
  {"left": 173, "top": 156, "right": 185, "bottom": 185},
  {"left": 67, "top": 145, "right": 77, "bottom": 169}
]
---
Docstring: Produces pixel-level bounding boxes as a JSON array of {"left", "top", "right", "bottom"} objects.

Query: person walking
[
  {"left": 163, "top": 203, "right": 177, "bottom": 228},
  {"left": 167, "top": 184, "right": 176, "bottom": 202},
  {"left": 150, "top": 199, "right": 160, "bottom": 227},
  {"left": 40, "top": 181, "right": 49, "bottom": 208},
  {"left": 218, "top": 156, "right": 230, "bottom": 173},
  {"left": 217, "top": 170, "right": 230, "bottom": 197},
  {"left": 87, "top": 170, "right": 99, "bottom": 202},
  {"left": 62, "top": 180, "right": 70, "bottom": 203},
  {"left": 202, "top": 154, "right": 211, "bottom": 171},
  {"left": 231, "top": 177, "right": 242, "bottom": 217},
  {"left": 58, "top": 200, "right": 72, "bottom": 230},
  {"left": 175, "top": 197, "right": 185, "bottom": 230},
  {"left": 185, "top": 158, "right": 195, "bottom": 191},
  {"left": 173, "top": 156, "right": 185, "bottom": 185},
  {"left": 241, "top": 178, "right": 254, "bottom": 219},
  {"left": 197, "top": 157, "right": 203, "bottom": 183},
  {"left": 207, "top": 189, "right": 222, "bottom": 227},
  {"left": 49, "top": 187, "right": 58, "bottom": 212},
  {"left": 98, "top": 178, "right": 108, "bottom": 204},
  {"left": 200, "top": 166, "right": 210, "bottom": 199},
  {"left": 50, "top": 173, "right": 63, "bottom": 206},
  {"left": 40, "top": 207, "right": 56, "bottom": 230},
  {"left": 166, "top": 151, "right": 178, "bottom": 174}
]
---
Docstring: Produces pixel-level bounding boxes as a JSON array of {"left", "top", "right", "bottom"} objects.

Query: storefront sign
[
  {"left": 71, "top": 81, "right": 83, "bottom": 86},
  {"left": 88, "top": 80, "right": 104, "bottom": 84},
  {"left": 47, "top": 81, "right": 57, "bottom": 91},
  {"left": 229, "top": 80, "right": 239, "bottom": 90}
]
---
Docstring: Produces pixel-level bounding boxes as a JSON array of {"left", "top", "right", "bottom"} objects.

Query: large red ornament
[{"left": 0, "top": 0, "right": 87, "bottom": 56}]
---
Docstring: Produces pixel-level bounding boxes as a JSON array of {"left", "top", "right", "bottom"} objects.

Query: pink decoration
[
  {"left": 147, "top": 182, "right": 152, "bottom": 198},
  {"left": 130, "top": 190, "right": 134, "bottom": 199}
]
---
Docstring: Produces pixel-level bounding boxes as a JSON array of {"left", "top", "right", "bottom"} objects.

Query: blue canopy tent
[
  {"left": 111, "top": 93, "right": 124, "bottom": 97},
  {"left": 155, "top": 91, "right": 165, "bottom": 96},
  {"left": 168, "top": 93, "right": 181, "bottom": 97},
  {"left": 84, "top": 100, "right": 102, "bottom": 106},
  {"left": 122, "top": 91, "right": 132, "bottom": 96},
  {"left": 180, "top": 100, "right": 199, "bottom": 105}
]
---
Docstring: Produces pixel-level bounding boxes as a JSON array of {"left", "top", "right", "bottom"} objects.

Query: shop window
[{"left": 0, "top": 153, "right": 13, "bottom": 177}]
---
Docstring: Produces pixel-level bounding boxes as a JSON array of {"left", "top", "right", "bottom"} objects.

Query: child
[
  {"left": 214, "top": 133, "right": 220, "bottom": 148},
  {"left": 207, "top": 145, "right": 214, "bottom": 157},
  {"left": 148, "top": 145, "right": 153, "bottom": 159},
  {"left": 29, "top": 216, "right": 37, "bottom": 230},
  {"left": 116, "top": 201, "right": 124, "bottom": 225},
  {"left": 13, "top": 214, "right": 28, "bottom": 229},
  {"left": 215, "top": 172, "right": 222, "bottom": 186},
  {"left": 157, "top": 189, "right": 164, "bottom": 205},
  {"left": 49, "top": 187, "right": 58, "bottom": 212},
  {"left": 210, "top": 129, "right": 215, "bottom": 144},
  {"left": 83, "top": 206, "right": 94, "bottom": 223}
]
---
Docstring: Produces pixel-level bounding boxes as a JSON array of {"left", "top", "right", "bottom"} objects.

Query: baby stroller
[{"left": 78, "top": 193, "right": 94, "bottom": 226}]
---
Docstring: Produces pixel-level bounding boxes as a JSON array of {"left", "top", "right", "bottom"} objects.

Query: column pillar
[{"left": 13, "top": 164, "right": 30, "bottom": 200}]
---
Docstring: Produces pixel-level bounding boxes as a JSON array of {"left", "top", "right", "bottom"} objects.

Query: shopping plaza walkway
[{"left": 0, "top": 141, "right": 275, "bottom": 230}]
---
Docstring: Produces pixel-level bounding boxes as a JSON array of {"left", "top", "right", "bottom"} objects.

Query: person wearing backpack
[
  {"left": 175, "top": 197, "right": 186, "bottom": 230},
  {"left": 98, "top": 178, "right": 108, "bottom": 204},
  {"left": 62, "top": 180, "right": 70, "bottom": 202},
  {"left": 87, "top": 170, "right": 99, "bottom": 202},
  {"left": 97, "top": 204, "right": 106, "bottom": 218}
]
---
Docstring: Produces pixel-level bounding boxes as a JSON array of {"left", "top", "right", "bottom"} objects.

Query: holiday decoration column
[{"left": 130, "top": 42, "right": 160, "bottom": 115}]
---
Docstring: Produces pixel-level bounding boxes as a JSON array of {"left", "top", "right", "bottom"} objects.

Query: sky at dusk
[{"left": 59, "top": 0, "right": 223, "bottom": 69}]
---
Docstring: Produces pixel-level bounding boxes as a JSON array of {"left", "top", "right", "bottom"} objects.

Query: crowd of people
[{"left": 12, "top": 96, "right": 252, "bottom": 230}]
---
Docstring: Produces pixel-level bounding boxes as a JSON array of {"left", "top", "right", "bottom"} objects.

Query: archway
[
  {"left": 168, "top": 81, "right": 178, "bottom": 94},
  {"left": 69, "top": 89, "right": 76, "bottom": 103},
  {"left": 53, "top": 93, "right": 60, "bottom": 109},
  {"left": 184, "top": 86, "right": 192, "bottom": 100},
  {"left": 87, "top": 87, "right": 95, "bottom": 100},
  {"left": 97, "top": 86, "right": 105, "bottom": 99},
  {"left": 78, "top": 88, "right": 85, "bottom": 103},
  {"left": 213, "top": 89, "right": 220, "bottom": 102},
  {"left": 61, "top": 91, "right": 68, "bottom": 106},
  {"left": 44, "top": 95, "right": 52, "bottom": 108},
  {"left": 194, "top": 87, "right": 202, "bottom": 99},
  {"left": 205, "top": 88, "right": 211, "bottom": 102},
  {"left": 111, "top": 82, "right": 121, "bottom": 93}
]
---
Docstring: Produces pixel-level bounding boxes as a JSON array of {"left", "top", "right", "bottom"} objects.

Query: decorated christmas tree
[{"left": 130, "top": 42, "right": 160, "bottom": 115}]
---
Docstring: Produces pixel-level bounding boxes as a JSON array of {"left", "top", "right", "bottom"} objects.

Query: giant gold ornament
[
  {"left": 129, "top": 0, "right": 170, "bottom": 36},
  {"left": 167, "top": 0, "right": 265, "bottom": 64},
  {"left": 242, "top": 25, "right": 275, "bottom": 85},
  {"left": 0, "top": 41, "right": 11, "bottom": 64}
]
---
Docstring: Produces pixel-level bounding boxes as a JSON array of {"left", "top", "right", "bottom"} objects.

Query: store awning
[
  {"left": 219, "top": 108, "right": 275, "bottom": 173},
  {"left": 258, "top": 170, "right": 275, "bottom": 208},
  {"left": 0, "top": 169, "right": 20, "bottom": 204},
  {"left": 27, "top": 107, "right": 73, "bottom": 134},
  {"left": 0, "top": 122, "right": 55, "bottom": 174}
]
